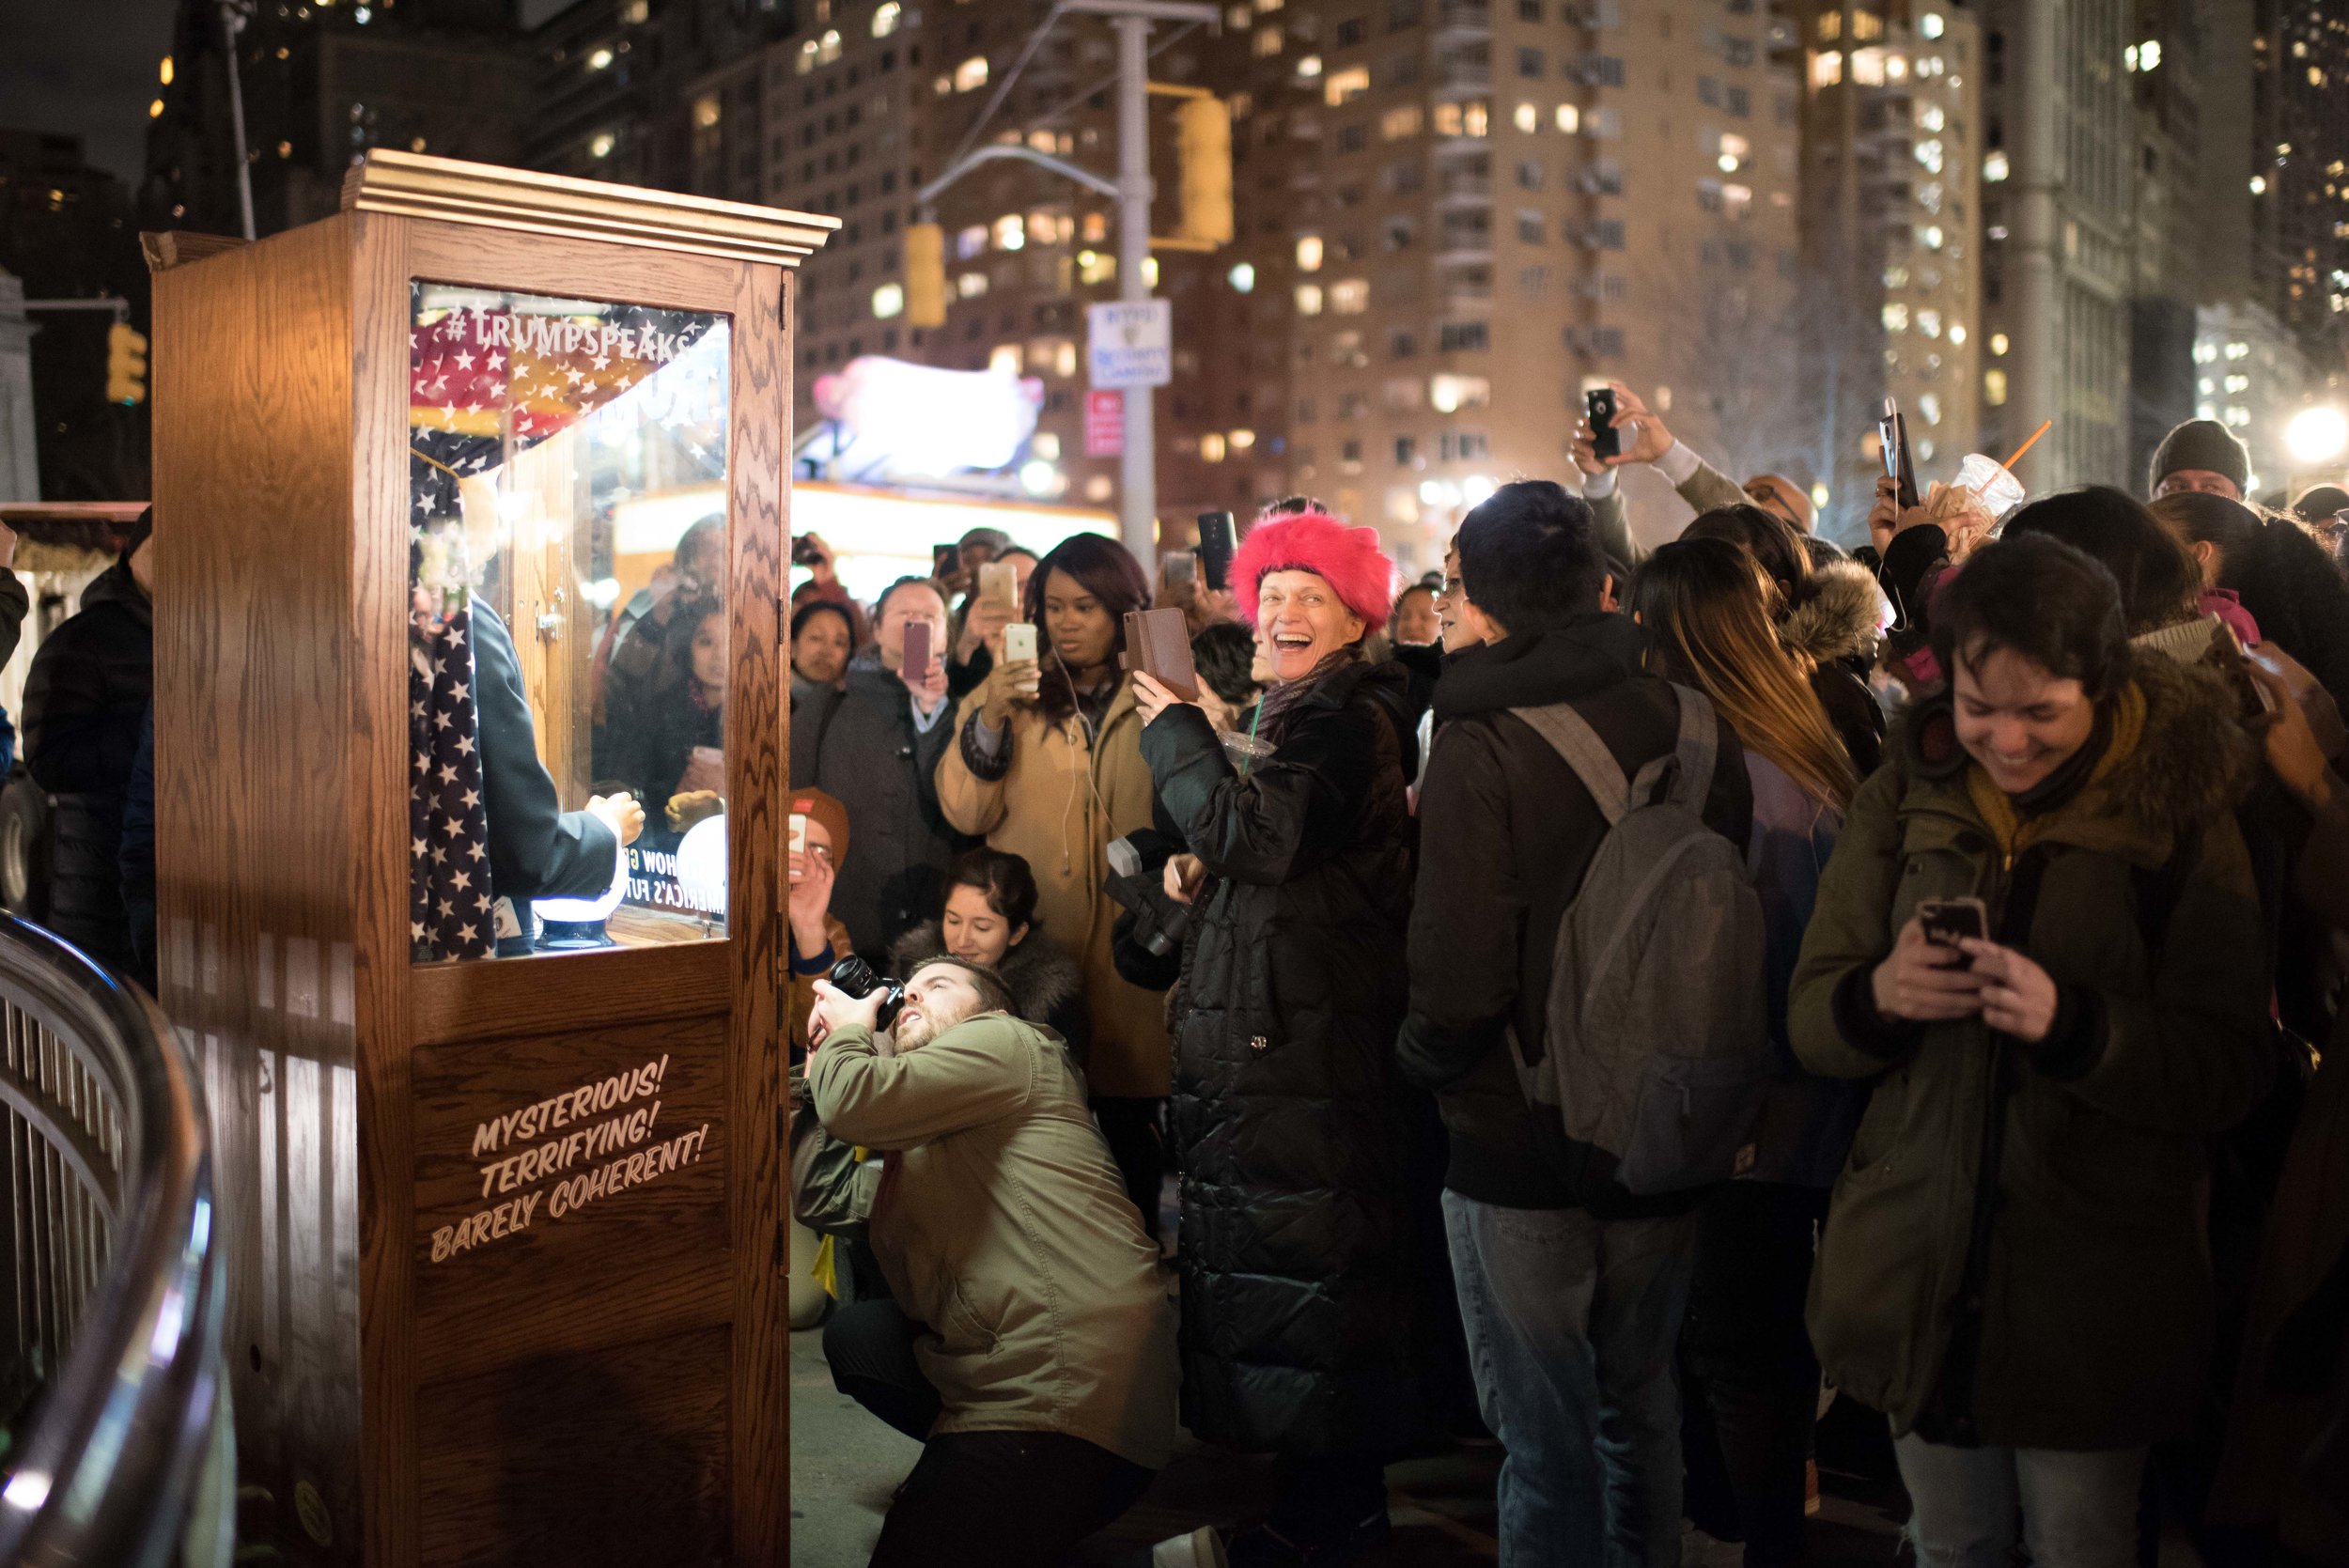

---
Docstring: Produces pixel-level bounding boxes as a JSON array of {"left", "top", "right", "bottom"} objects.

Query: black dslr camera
[{"left": 828, "top": 954, "right": 907, "bottom": 1031}]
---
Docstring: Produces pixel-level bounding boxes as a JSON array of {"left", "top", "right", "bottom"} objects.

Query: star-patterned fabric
[{"left": 410, "top": 601, "right": 494, "bottom": 961}]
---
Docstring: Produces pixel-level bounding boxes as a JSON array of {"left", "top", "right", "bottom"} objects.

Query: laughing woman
[{"left": 1133, "top": 508, "right": 1431, "bottom": 1566}]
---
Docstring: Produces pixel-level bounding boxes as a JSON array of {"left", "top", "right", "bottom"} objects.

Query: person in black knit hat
[{"left": 2149, "top": 417, "right": 2253, "bottom": 502}]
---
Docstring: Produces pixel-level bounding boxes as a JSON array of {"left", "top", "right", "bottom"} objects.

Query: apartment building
[
  {"left": 2250, "top": 0, "right": 2349, "bottom": 380},
  {"left": 1793, "top": 2, "right": 1983, "bottom": 532}
]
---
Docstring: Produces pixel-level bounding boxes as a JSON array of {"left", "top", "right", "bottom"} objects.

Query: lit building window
[
  {"left": 1201, "top": 431, "right": 1229, "bottom": 461},
  {"left": 1330, "top": 279, "right": 1370, "bottom": 313},
  {"left": 956, "top": 272, "right": 988, "bottom": 298},
  {"left": 1229, "top": 261, "right": 1256, "bottom": 292},
  {"left": 1851, "top": 48, "right": 1884, "bottom": 85},
  {"left": 956, "top": 54, "right": 988, "bottom": 90},
  {"left": 1923, "top": 225, "right": 1945, "bottom": 250},
  {"left": 1325, "top": 65, "right": 1368, "bottom": 104},
  {"left": 1296, "top": 284, "right": 1324, "bottom": 315},
  {"left": 1947, "top": 323, "right": 1967, "bottom": 346},
  {"left": 1429, "top": 373, "right": 1491, "bottom": 411},
  {"left": 1556, "top": 103, "right": 1579, "bottom": 133},
  {"left": 989, "top": 344, "right": 1022, "bottom": 376},
  {"left": 1919, "top": 392, "right": 1942, "bottom": 425},
  {"left": 1989, "top": 332, "right": 2009, "bottom": 355},
  {"left": 1078, "top": 250, "right": 1115, "bottom": 285},
  {"left": 588, "top": 46, "right": 615, "bottom": 70},
  {"left": 955, "top": 225, "right": 988, "bottom": 259},
  {"left": 1382, "top": 105, "right": 1424, "bottom": 140},
  {"left": 589, "top": 132, "right": 617, "bottom": 159},
  {"left": 994, "top": 214, "right": 1026, "bottom": 250},
  {"left": 1918, "top": 309, "right": 1942, "bottom": 339},
  {"left": 1296, "top": 234, "right": 1324, "bottom": 272},
  {"left": 1984, "top": 367, "right": 2008, "bottom": 405},
  {"left": 873, "top": 1, "right": 900, "bottom": 37},
  {"left": 1514, "top": 101, "right": 1539, "bottom": 133},
  {"left": 798, "top": 39, "right": 818, "bottom": 72},
  {"left": 1882, "top": 303, "right": 1909, "bottom": 332},
  {"left": 1254, "top": 25, "right": 1283, "bottom": 56},
  {"left": 1920, "top": 11, "right": 1945, "bottom": 39},
  {"left": 1983, "top": 149, "right": 2009, "bottom": 182},
  {"left": 1298, "top": 54, "right": 1324, "bottom": 79},
  {"left": 1811, "top": 51, "right": 1843, "bottom": 87},
  {"left": 693, "top": 95, "right": 722, "bottom": 129},
  {"left": 1919, "top": 103, "right": 1945, "bottom": 132},
  {"left": 820, "top": 30, "right": 843, "bottom": 63},
  {"left": 160, "top": 54, "right": 174, "bottom": 85},
  {"left": 872, "top": 283, "right": 905, "bottom": 318},
  {"left": 1230, "top": 428, "right": 1257, "bottom": 451},
  {"left": 148, "top": 98, "right": 164, "bottom": 119},
  {"left": 1916, "top": 139, "right": 1945, "bottom": 175}
]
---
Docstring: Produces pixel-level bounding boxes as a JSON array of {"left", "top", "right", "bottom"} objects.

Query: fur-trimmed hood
[
  {"left": 1781, "top": 558, "right": 1891, "bottom": 668},
  {"left": 1894, "top": 646, "right": 2256, "bottom": 847},
  {"left": 889, "top": 920, "right": 1084, "bottom": 1026}
]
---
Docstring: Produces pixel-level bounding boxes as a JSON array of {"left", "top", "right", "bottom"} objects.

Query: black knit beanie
[{"left": 2149, "top": 418, "right": 2250, "bottom": 494}]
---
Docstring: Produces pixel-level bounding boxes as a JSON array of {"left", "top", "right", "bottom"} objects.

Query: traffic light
[
  {"left": 1175, "top": 95, "right": 1234, "bottom": 247},
  {"left": 105, "top": 322, "right": 148, "bottom": 407},
  {"left": 903, "top": 222, "right": 946, "bottom": 328}
]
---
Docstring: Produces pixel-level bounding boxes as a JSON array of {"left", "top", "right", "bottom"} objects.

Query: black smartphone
[
  {"left": 932, "top": 542, "right": 960, "bottom": 582},
  {"left": 1916, "top": 896, "right": 1987, "bottom": 950},
  {"left": 791, "top": 536, "right": 821, "bottom": 567},
  {"left": 1879, "top": 397, "right": 1921, "bottom": 510},
  {"left": 1587, "top": 387, "right": 1622, "bottom": 460},
  {"left": 1196, "top": 511, "right": 1237, "bottom": 592}
]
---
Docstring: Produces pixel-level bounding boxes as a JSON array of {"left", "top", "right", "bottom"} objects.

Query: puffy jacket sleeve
[
  {"left": 1140, "top": 694, "right": 1381, "bottom": 887},
  {"left": 1789, "top": 761, "right": 1917, "bottom": 1079},
  {"left": 469, "top": 602, "right": 621, "bottom": 902},
  {"left": 1395, "top": 719, "right": 1522, "bottom": 1089},
  {"left": 2037, "top": 815, "right": 2273, "bottom": 1134},
  {"left": 932, "top": 691, "right": 1012, "bottom": 837},
  {"left": 809, "top": 1014, "right": 1034, "bottom": 1149}
]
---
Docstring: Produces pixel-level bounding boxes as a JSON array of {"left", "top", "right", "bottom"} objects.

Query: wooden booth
[{"left": 147, "top": 153, "right": 834, "bottom": 1565}]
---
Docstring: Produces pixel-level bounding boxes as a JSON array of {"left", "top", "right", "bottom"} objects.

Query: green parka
[{"left": 1790, "top": 653, "right": 2273, "bottom": 1450}]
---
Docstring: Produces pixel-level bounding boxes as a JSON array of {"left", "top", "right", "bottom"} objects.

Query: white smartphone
[
  {"left": 1003, "top": 622, "right": 1038, "bottom": 663},
  {"left": 788, "top": 813, "right": 808, "bottom": 857}
]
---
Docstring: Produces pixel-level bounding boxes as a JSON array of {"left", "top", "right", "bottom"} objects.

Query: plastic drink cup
[
  {"left": 1220, "top": 731, "right": 1275, "bottom": 775},
  {"left": 1955, "top": 453, "right": 2026, "bottom": 520}
]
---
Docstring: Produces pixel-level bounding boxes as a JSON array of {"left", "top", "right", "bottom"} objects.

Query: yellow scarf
[{"left": 1965, "top": 681, "right": 2146, "bottom": 860}]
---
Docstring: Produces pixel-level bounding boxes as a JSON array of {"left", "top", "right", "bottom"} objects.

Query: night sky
[{"left": 1, "top": 0, "right": 194, "bottom": 183}]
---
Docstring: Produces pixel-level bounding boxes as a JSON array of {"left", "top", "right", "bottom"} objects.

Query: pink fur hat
[{"left": 1232, "top": 510, "right": 1397, "bottom": 629}]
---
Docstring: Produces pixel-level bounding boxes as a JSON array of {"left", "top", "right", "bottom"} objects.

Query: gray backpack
[{"left": 1508, "top": 687, "right": 1771, "bottom": 1195}]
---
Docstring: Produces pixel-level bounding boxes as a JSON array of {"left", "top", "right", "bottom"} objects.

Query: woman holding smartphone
[
  {"left": 934, "top": 534, "right": 1169, "bottom": 1237},
  {"left": 1790, "top": 535, "right": 2274, "bottom": 1568}
]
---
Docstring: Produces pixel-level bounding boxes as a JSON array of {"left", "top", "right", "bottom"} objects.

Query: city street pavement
[{"left": 788, "top": 1323, "right": 1914, "bottom": 1568}]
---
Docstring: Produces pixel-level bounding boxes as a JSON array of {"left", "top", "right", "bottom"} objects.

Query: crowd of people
[{"left": 776, "top": 398, "right": 2347, "bottom": 1568}]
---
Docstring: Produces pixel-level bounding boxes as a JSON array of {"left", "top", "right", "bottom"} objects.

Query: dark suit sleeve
[
  {"left": 468, "top": 603, "right": 619, "bottom": 903},
  {"left": 0, "top": 571, "right": 28, "bottom": 674}
]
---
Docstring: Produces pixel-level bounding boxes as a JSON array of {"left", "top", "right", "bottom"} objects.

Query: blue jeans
[
  {"left": 1892, "top": 1434, "right": 2147, "bottom": 1568},
  {"left": 1442, "top": 1191, "right": 1697, "bottom": 1568}
]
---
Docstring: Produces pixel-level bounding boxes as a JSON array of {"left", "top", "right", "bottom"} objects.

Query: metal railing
[{"left": 0, "top": 914, "right": 229, "bottom": 1568}]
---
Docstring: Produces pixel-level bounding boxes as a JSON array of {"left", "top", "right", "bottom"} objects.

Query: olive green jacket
[
  {"left": 1790, "top": 655, "right": 2273, "bottom": 1449},
  {"left": 808, "top": 1011, "right": 1177, "bottom": 1467}
]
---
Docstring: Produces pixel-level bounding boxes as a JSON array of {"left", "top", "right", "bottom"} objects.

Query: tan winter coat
[
  {"left": 808, "top": 1012, "right": 1178, "bottom": 1467},
  {"left": 934, "top": 681, "right": 1173, "bottom": 1097}
]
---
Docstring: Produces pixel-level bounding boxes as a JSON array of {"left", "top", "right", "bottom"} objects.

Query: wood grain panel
[
  {"left": 151, "top": 211, "right": 387, "bottom": 1565},
  {"left": 411, "top": 942, "right": 727, "bottom": 1046},
  {"left": 414, "top": 1326, "right": 733, "bottom": 1568},
  {"left": 403, "top": 220, "right": 740, "bottom": 317},
  {"left": 409, "top": 1017, "right": 730, "bottom": 1382},
  {"left": 352, "top": 209, "right": 424, "bottom": 1568},
  {"left": 725, "top": 259, "right": 790, "bottom": 1566}
]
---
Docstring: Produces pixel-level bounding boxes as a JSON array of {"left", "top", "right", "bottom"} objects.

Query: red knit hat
[{"left": 1232, "top": 510, "right": 1397, "bottom": 630}]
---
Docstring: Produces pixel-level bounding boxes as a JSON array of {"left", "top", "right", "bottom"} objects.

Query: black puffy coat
[
  {"left": 24, "top": 555, "right": 151, "bottom": 970},
  {"left": 1140, "top": 657, "right": 1432, "bottom": 1456}
]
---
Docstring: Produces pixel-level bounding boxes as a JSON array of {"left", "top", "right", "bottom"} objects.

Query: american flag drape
[{"left": 410, "top": 598, "right": 495, "bottom": 961}]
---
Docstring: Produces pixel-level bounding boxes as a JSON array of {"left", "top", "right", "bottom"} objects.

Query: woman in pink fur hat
[{"left": 1131, "top": 504, "right": 1439, "bottom": 1564}]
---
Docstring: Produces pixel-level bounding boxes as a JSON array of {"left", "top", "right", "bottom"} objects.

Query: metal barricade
[{"left": 0, "top": 914, "right": 229, "bottom": 1568}]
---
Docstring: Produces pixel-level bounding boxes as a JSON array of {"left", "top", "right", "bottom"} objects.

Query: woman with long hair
[
  {"left": 934, "top": 532, "right": 1172, "bottom": 1238},
  {"left": 2152, "top": 489, "right": 2349, "bottom": 706},
  {"left": 1629, "top": 537, "right": 1861, "bottom": 1566}
]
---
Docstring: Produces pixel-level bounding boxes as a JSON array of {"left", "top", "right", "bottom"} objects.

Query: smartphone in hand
[
  {"left": 1123, "top": 607, "right": 1200, "bottom": 700},
  {"left": 978, "top": 559, "right": 1019, "bottom": 608},
  {"left": 1879, "top": 397, "right": 1921, "bottom": 510},
  {"left": 1587, "top": 387, "right": 1622, "bottom": 460},
  {"left": 932, "top": 543, "right": 960, "bottom": 582},
  {"left": 1916, "top": 896, "right": 1987, "bottom": 954},
  {"left": 901, "top": 621, "right": 933, "bottom": 683},
  {"left": 1003, "top": 622, "right": 1038, "bottom": 664},
  {"left": 1196, "top": 511, "right": 1237, "bottom": 591}
]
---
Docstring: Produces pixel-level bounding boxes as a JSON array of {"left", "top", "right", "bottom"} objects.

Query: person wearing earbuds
[
  {"left": 933, "top": 532, "right": 1172, "bottom": 1239},
  {"left": 1788, "top": 535, "right": 2275, "bottom": 1568}
]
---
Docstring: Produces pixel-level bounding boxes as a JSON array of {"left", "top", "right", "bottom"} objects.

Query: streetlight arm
[{"left": 917, "top": 144, "right": 1122, "bottom": 212}]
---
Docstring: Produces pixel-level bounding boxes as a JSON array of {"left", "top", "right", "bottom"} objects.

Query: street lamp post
[{"left": 1112, "top": 12, "right": 1155, "bottom": 563}]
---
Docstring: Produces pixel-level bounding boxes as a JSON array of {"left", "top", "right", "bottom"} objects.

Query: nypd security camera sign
[{"left": 1086, "top": 299, "right": 1173, "bottom": 390}]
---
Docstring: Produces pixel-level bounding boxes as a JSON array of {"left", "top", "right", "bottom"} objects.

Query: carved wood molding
[{"left": 342, "top": 150, "right": 838, "bottom": 268}]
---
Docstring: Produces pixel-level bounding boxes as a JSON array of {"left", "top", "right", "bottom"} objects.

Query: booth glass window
[{"left": 407, "top": 282, "right": 732, "bottom": 961}]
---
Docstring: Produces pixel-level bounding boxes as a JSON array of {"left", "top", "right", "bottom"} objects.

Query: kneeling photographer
[{"left": 805, "top": 958, "right": 1176, "bottom": 1568}]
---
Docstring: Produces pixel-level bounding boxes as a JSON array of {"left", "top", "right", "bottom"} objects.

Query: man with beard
[{"left": 805, "top": 958, "right": 1176, "bottom": 1567}]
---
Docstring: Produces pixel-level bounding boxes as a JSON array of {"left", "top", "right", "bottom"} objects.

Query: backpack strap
[
  {"left": 1509, "top": 704, "right": 1635, "bottom": 825},
  {"left": 1648, "top": 684, "right": 1720, "bottom": 815}
]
